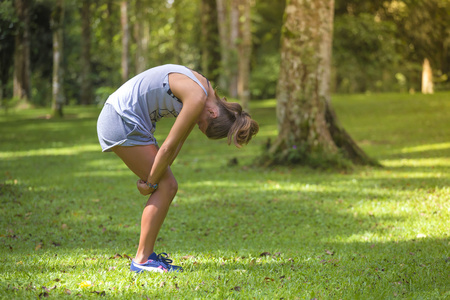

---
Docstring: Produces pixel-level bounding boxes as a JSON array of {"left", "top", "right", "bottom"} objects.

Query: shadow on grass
[
  {"left": 2, "top": 175, "right": 448, "bottom": 297},
  {"left": 1, "top": 133, "right": 448, "bottom": 258},
  {"left": 1, "top": 103, "right": 449, "bottom": 298},
  {"left": 1, "top": 160, "right": 447, "bottom": 255},
  {"left": 1, "top": 163, "right": 449, "bottom": 299}
]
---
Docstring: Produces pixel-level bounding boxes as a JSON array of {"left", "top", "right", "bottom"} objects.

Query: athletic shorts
[{"left": 97, "top": 103, "right": 157, "bottom": 152}]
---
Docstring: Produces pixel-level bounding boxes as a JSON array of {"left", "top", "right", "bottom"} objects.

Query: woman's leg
[{"left": 112, "top": 145, "right": 178, "bottom": 263}]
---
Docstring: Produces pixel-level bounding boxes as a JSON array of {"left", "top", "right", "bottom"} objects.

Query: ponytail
[{"left": 205, "top": 91, "right": 259, "bottom": 147}]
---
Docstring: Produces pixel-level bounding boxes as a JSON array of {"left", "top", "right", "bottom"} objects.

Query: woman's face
[
  {"left": 197, "top": 100, "right": 219, "bottom": 134},
  {"left": 196, "top": 109, "right": 209, "bottom": 134}
]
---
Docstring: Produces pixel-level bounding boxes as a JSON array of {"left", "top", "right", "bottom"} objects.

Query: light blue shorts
[{"left": 97, "top": 104, "right": 157, "bottom": 152}]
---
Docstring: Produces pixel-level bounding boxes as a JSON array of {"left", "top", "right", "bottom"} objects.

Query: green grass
[{"left": 1, "top": 92, "right": 449, "bottom": 299}]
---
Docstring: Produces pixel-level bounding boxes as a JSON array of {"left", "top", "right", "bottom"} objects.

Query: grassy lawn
[{"left": 0, "top": 92, "right": 449, "bottom": 299}]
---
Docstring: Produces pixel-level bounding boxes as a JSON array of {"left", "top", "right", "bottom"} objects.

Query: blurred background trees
[{"left": 0, "top": 0, "right": 448, "bottom": 110}]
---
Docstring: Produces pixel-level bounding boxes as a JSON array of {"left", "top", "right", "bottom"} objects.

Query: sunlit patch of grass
[
  {"left": 0, "top": 144, "right": 100, "bottom": 158},
  {"left": 1, "top": 92, "right": 450, "bottom": 298},
  {"left": 382, "top": 158, "right": 450, "bottom": 168},
  {"left": 400, "top": 142, "right": 450, "bottom": 154}
]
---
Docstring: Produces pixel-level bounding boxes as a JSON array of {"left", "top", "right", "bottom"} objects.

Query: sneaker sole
[{"left": 131, "top": 265, "right": 167, "bottom": 273}]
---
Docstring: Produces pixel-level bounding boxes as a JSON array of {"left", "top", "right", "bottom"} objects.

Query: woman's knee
[{"left": 165, "top": 176, "right": 178, "bottom": 198}]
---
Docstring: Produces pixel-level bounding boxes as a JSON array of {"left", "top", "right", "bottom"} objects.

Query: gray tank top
[{"left": 106, "top": 64, "right": 208, "bottom": 135}]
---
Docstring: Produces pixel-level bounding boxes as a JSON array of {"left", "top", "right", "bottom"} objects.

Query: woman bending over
[{"left": 97, "top": 64, "right": 259, "bottom": 273}]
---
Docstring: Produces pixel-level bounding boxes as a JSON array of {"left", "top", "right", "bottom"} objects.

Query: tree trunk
[
  {"left": 13, "top": 0, "right": 31, "bottom": 105},
  {"left": 106, "top": 0, "right": 114, "bottom": 46},
  {"left": 51, "top": 0, "right": 65, "bottom": 117},
  {"left": 1, "top": 12, "right": 15, "bottom": 112},
  {"left": 237, "top": 0, "right": 251, "bottom": 111},
  {"left": 269, "top": 0, "right": 376, "bottom": 167},
  {"left": 120, "top": 1, "right": 130, "bottom": 82},
  {"left": 134, "top": 0, "right": 149, "bottom": 74},
  {"left": 200, "top": 0, "right": 220, "bottom": 83},
  {"left": 421, "top": 58, "right": 433, "bottom": 94},
  {"left": 228, "top": 0, "right": 239, "bottom": 98},
  {"left": 80, "top": 0, "right": 93, "bottom": 104},
  {"left": 173, "top": 0, "right": 183, "bottom": 65},
  {"left": 103, "top": 0, "right": 115, "bottom": 67},
  {"left": 216, "top": 0, "right": 231, "bottom": 91}
]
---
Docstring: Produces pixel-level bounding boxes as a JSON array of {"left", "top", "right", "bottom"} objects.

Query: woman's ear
[{"left": 208, "top": 106, "right": 219, "bottom": 119}]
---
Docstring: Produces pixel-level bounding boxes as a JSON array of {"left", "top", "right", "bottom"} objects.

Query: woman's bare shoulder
[{"left": 168, "top": 73, "right": 207, "bottom": 104}]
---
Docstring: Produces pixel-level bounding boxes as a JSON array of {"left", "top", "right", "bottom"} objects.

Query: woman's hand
[{"left": 136, "top": 179, "right": 156, "bottom": 196}]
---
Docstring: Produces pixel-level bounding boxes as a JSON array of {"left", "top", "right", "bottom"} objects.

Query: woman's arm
[
  {"left": 169, "top": 122, "right": 195, "bottom": 166},
  {"left": 145, "top": 74, "right": 206, "bottom": 186}
]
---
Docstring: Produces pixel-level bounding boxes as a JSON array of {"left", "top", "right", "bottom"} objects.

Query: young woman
[{"left": 97, "top": 64, "right": 259, "bottom": 273}]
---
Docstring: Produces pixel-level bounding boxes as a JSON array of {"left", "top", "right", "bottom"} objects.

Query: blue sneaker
[
  {"left": 130, "top": 258, "right": 168, "bottom": 273},
  {"left": 149, "top": 252, "right": 183, "bottom": 272},
  {"left": 130, "top": 252, "right": 183, "bottom": 273}
]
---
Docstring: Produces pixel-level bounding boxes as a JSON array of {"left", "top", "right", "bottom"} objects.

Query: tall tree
[
  {"left": 216, "top": 0, "right": 240, "bottom": 97},
  {"left": 134, "top": 0, "right": 149, "bottom": 73},
  {"left": 120, "top": 0, "right": 129, "bottom": 82},
  {"left": 79, "top": 0, "right": 93, "bottom": 104},
  {"left": 200, "top": 0, "right": 220, "bottom": 83},
  {"left": 172, "top": 0, "right": 182, "bottom": 65},
  {"left": 0, "top": 1, "right": 16, "bottom": 108},
  {"left": 105, "top": 0, "right": 114, "bottom": 46},
  {"left": 269, "top": 0, "right": 375, "bottom": 166},
  {"left": 228, "top": 0, "right": 239, "bottom": 97},
  {"left": 13, "top": 0, "right": 31, "bottom": 104},
  {"left": 216, "top": 0, "right": 250, "bottom": 100},
  {"left": 237, "top": 0, "right": 251, "bottom": 110},
  {"left": 216, "top": 0, "right": 231, "bottom": 92},
  {"left": 51, "top": 0, "right": 65, "bottom": 117}
]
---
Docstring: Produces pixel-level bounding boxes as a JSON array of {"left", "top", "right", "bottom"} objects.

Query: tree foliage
[
  {"left": 334, "top": 0, "right": 450, "bottom": 92},
  {"left": 0, "top": 0, "right": 448, "bottom": 108},
  {"left": 333, "top": 13, "right": 401, "bottom": 93}
]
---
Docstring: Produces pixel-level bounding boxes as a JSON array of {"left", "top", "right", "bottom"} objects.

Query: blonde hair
[{"left": 205, "top": 91, "right": 259, "bottom": 147}]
